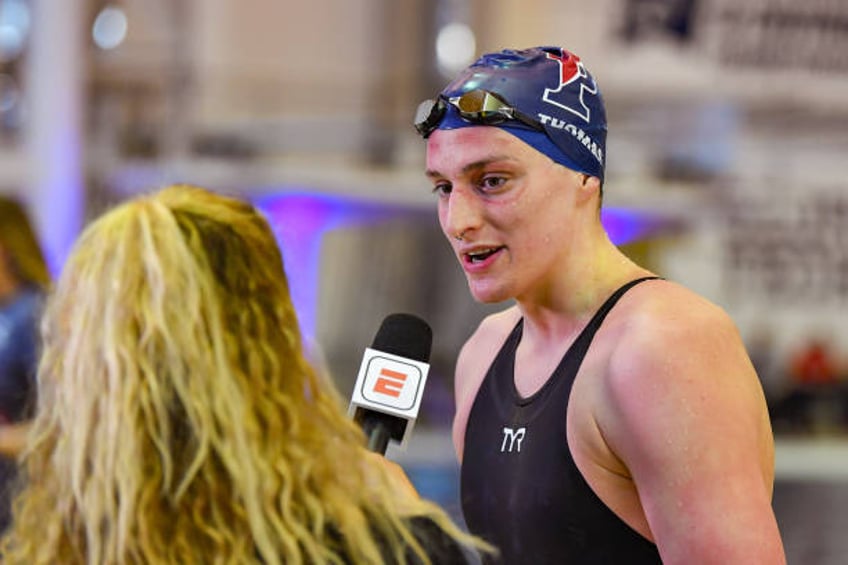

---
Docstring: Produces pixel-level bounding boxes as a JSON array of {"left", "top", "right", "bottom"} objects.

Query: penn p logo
[{"left": 542, "top": 49, "right": 598, "bottom": 123}]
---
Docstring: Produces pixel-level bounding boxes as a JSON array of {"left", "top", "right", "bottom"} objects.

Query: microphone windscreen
[{"left": 370, "top": 313, "right": 432, "bottom": 363}]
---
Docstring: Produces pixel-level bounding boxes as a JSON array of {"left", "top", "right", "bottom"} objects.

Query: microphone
[{"left": 349, "top": 313, "right": 432, "bottom": 454}]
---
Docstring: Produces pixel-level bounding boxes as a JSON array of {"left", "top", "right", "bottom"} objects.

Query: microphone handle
[{"left": 362, "top": 415, "right": 392, "bottom": 455}]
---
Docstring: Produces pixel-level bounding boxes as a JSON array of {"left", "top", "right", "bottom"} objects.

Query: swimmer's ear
[{"left": 576, "top": 173, "right": 601, "bottom": 203}]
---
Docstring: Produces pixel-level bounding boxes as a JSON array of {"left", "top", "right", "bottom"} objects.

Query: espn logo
[
  {"left": 372, "top": 368, "right": 408, "bottom": 398},
  {"left": 361, "top": 355, "right": 423, "bottom": 411}
]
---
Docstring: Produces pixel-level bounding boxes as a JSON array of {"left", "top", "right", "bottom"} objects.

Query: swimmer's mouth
[{"left": 464, "top": 247, "right": 503, "bottom": 264}]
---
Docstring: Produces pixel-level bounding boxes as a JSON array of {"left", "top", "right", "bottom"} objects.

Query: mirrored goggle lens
[
  {"left": 451, "top": 90, "right": 513, "bottom": 121},
  {"left": 414, "top": 98, "right": 446, "bottom": 137}
]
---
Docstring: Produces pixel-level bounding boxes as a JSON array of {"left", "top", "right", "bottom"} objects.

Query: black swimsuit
[{"left": 461, "top": 277, "right": 663, "bottom": 564}]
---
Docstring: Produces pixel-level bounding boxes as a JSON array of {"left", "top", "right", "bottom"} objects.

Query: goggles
[{"left": 414, "top": 89, "right": 544, "bottom": 138}]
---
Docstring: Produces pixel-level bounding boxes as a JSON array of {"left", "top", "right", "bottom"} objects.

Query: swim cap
[{"left": 429, "top": 46, "right": 607, "bottom": 181}]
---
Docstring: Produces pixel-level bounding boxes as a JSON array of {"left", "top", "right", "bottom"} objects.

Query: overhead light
[
  {"left": 436, "top": 22, "right": 475, "bottom": 76},
  {"left": 0, "top": 0, "right": 30, "bottom": 62},
  {"left": 92, "top": 5, "right": 128, "bottom": 50}
]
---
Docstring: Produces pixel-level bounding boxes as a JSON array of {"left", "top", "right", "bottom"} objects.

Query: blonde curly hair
[{"left": 1, "top": 185, "right": 482, "bottom": 564}]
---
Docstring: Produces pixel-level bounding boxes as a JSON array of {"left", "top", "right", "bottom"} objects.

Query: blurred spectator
[
  {"left": 790, "top": 338, "right": 839, "bottom": 386},
  {"left": 0, "top": 195, "right": 49, "bottom": 532},
  {"left": 772, "top": 335, "right": 847, "bottom": 435}
]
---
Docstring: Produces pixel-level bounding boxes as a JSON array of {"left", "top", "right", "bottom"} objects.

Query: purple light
[
  {"left": 256, "top": 191, "right": 679, "bottom": 339},
  {"left": 602, "top": 207, "right": 676, "bottom": 246},
  {"left": 254, "top": 191, "right": 399, "bottom": 339}
]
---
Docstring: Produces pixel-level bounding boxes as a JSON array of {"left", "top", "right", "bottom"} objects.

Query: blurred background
[{"left": 0, "top": 0, "right": 846, "bottom": 561}]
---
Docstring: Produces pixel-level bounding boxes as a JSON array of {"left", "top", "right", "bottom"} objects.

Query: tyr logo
[
  {"left": 542, "top": 49, "right": 598, "bottom": 123},
  {"left": 501, "top": 426, "right": 526, "bottom": 453}
]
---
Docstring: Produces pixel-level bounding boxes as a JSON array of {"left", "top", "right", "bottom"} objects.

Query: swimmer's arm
[
  {"left": 600, "top": 300, "right": 785, "bottom": 564},
  {"left": 452, "top": 308, "right": 520, "bottom": 464},
  {"left": 451, "top": 336, "right": 482, "bottom": 465}
]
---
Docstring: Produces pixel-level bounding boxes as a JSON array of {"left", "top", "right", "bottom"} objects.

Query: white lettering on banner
[
  {"left": 704, "top": 0, "right": 848, "bottom": 74},
  {"left": 725, "top": 190, "right": 848, "bottom": 305}
]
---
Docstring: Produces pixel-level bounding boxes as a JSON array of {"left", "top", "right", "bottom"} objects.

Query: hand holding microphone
[{"left": 349, "top": 313, "right": 432, "bottom": 455}]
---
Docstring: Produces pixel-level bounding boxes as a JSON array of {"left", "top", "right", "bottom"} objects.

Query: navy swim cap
[{"left": 432, "top": 46, "right": 607, "bottom": 181}]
